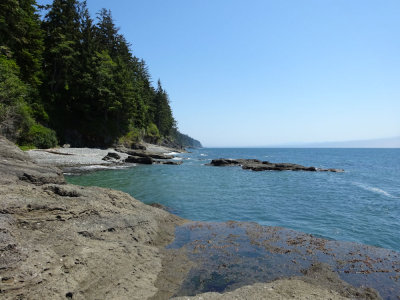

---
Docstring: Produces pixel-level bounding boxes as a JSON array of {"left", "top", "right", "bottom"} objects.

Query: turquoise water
[{"left": 66, "top": 148, "right": 400, "bottom": 251}]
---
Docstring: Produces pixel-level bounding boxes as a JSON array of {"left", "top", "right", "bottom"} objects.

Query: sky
[{"left": 38, "top": 0, "right": 400, "bottom": 147}]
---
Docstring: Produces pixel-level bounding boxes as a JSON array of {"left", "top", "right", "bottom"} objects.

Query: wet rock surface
[
  {"left": 161, "top": 222, "right": 400, "bottom": 299},
  {"left": 208, "top": 158, "right": 344, "bottom": 172}
]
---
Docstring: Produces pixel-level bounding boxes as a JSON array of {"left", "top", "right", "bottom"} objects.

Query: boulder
[
  {"left": 209, "top": 159, "right": 240, "bottom": 166},
  {"left": 102, "top": 152, "right": 121, "bottom": 161},
  {"left": 124, "top": 155, "right": 153, "bottom": 164}
]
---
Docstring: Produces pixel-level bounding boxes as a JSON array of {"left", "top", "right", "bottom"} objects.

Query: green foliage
[
  {"left": 19, "top": 123, "right": 57, "bottom": 149},
  {"left": 18, "top": 144, "right": 36, "bottom": 151},
  {"left": 152, "top": 80, "right": 176, "bottom": 137},
  {"left": 30, "top": 102, "right": 49, "bottom": 123},
  {"left": 146, "top": 123, "right": 160, "bottom": 138},
  {"left": 0, "top": 0, "right": 44, "bottom": 86},
  {"left": 0, "top": 55, "right": 57, "bottom": 148},
  {"left": 0, "top": 0, "right": 200, "bottom": 149},
  {"left": 118, "top": 128, "right": 142, "bottom": 147},
  {"left": 0, "top": 55, "right": 31, "bottom": 140}
]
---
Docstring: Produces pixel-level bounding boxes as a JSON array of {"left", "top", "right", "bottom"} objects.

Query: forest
[{"left": 0, "top": 0, "right": 201, "bottom": 149}]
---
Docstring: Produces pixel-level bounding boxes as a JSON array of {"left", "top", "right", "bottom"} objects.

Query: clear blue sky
[{"left": 38, "top": 0, "right": 400, "bottom": 147}]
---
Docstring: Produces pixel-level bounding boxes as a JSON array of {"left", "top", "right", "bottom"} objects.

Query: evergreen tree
[
  {"left": 0, "top": 0, "right": 199, "bottom": 148},
  {"left": 0, "top": 0, "right": 44, "bottom": 87},
  {"left": 153, "top": 80, "right": 175, "bottom": 136}
]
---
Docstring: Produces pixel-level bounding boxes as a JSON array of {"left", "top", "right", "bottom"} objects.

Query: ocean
[{"left": 66, "top": 148, "right": 400, "bottom": 252}]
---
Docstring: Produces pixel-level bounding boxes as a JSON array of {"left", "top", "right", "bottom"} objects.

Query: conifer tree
[
  {"left": 153, "top": 80, "right": 175, "bottom": 136},
  {"left": 0, "top": 0, "right": 44, "bottom": 87},
  {"left": 41, "top": 0, "right": 82, "bottom": 140}
]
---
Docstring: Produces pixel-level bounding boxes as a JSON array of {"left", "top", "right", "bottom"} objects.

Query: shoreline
[
  {"left": 1, "top": 136, "right": 395, "bottom": 299},
  {"left": 0, "top": 136, "right": 186, "bottom": 299},
  {"left": 26, "top": 142, "right": 186, "bottom": 174}
]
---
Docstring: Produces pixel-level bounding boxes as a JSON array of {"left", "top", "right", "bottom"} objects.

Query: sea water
[{"left": 66, "top": 148, "right": 400, "bottom": 252}]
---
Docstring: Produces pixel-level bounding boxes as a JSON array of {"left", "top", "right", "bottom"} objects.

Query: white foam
[
  {"left": 80, "top": 164, "right": 135, "bottom": 171},
  {"left": 81, "top": 165, "right": 111, "bottom": 170},
  {"left": 200, "top": 153, "right": 207, "bottom": 157},
  {"left": 172, "top": 157, "right": 183, "bottom": 161},
  {"left": 164, "top": 152, "right": 179, "bottom": 155},
  {"left": 353, "top": 182, "right": 399, "bottom": 199}
]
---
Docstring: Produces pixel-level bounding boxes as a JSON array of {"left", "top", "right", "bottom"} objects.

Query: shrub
[
  {"left": 118, "top": 128, "right": 142, "bottom": 147},
  {"left": 144, "top": 123, "right": 161, "bottom": 144},
  {"left": 146, "top": 123, "right": 160, "bottom": 138},
  {"left": 19, "top": 123, "right": 58, "bottom": 149}
]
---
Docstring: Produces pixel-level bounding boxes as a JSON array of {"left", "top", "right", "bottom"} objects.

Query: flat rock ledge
[
  {"left": 208, "top": 158, "right": 344, "bottom": 172},
  {"left": 0, "top": 136, "right": 184, "bottom": 299}
]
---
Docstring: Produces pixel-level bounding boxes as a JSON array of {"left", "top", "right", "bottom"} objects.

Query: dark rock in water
[
  {"left": 208, "top": 158, "right": 343, "bottom": 172},
  {"left": 209, "top": 159, "right": 240, "bottom": 166},
  {"left": 102, "top": 152, "right": 121, "bottom": 161},
  {"left": 116, "top": 148, "right": 173, "bottom": 160},
  {"left": 319, "top": 168, "right": 344, "bottom": 173},
  {"left": 155, "top": 160, "right": 183, "bottom": 165},
  {"left": 124, "top": 155, "right": 153, "bottom": 164},
  {"left": 146, "top": 153, "right": 174, "bottom": 160}
]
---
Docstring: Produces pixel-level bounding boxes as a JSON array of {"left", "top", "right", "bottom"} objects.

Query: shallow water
[
  {"left": 66, "top": 148, "right": 400, "bottom": 251},
  {"left": 167, "top": 221, "right": 400, "bottom": 299}
]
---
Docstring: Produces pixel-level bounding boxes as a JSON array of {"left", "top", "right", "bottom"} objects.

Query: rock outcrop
[
  {"left": 0, "top": 136, "right": 184, "bottom": 299},
  {"left": 208, "top": 159, "right": 344, "bottom": 172},
  {"left": 117, "top": 147, "right": 184, "bottom": 165},
  {"left": 124, "top": 155, "right": 153, "bottom": 164},
  {"left": 102, "top": 152, "right": 121, "bottom": 161},
  {"left": 116, "top": 148, "right": 173, "bottom": 160}
]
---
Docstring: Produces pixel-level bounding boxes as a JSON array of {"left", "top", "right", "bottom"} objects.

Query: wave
[
  {"left": 164, "top": 152, "right": 179, "bottom": 156},
  {"left": 200, "top": 153, "right": 207, "bottom": 157},
  {"left": 353, "top": 182, "right": 399, "bottom": 199}
]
